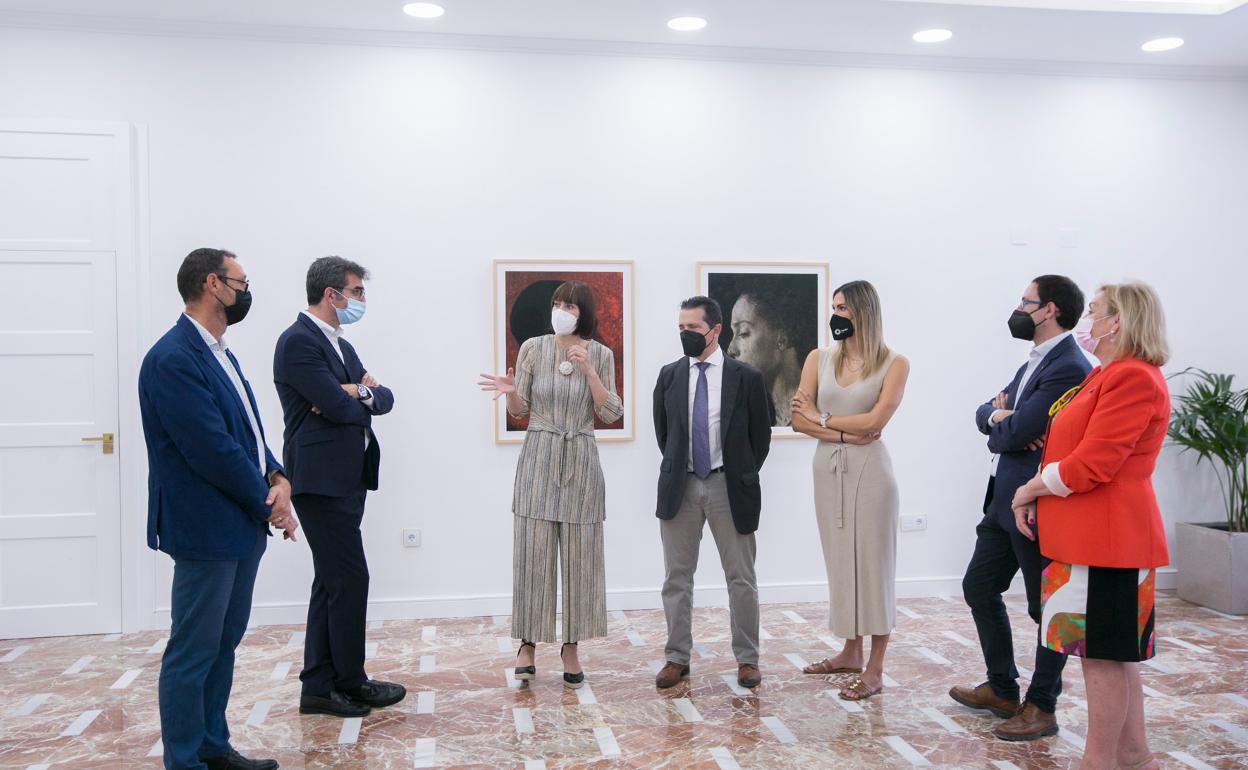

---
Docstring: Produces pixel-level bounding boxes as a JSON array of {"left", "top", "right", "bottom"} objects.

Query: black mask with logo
[
  {"left": 829, "top": 314, "right": 854, "bottom": 341},
  {"left": 680, "top": 329, "right": 711, "bottom": 358},
  {"left": 217, "top": 282, "right": 253, "bottom": 326},
  {"left": 1007, "top": 307, "right": 1042, "bottom": 341}
]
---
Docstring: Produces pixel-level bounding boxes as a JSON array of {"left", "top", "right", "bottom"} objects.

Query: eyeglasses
[
  {"left": 335, "top": 286, "right": 366, "bottom": 300},
  {"left": 218, "top": 274, "right": 250, "bottom": 292},
  {"left": 1018, "top": 298, "right": 1042, "bottom": 307}
]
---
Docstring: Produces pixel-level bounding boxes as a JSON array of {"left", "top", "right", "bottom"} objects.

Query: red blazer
[{"left": 1037, "top": 357, "right": 1170, "bottom": 569}]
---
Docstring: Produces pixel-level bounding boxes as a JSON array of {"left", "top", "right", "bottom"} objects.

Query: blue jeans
[{"left": 159, "top": 527, "right": 266, "bottom": 770}]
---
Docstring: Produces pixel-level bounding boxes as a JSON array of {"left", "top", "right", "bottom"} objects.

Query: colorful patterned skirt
[{"left": 1040, "top": 561, "right": 1157, "bottom": 662}]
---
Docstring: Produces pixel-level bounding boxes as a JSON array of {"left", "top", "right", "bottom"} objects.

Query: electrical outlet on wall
[
  {"left": 402, "top": 529, "right": 421, "bottom": 548},
  {"left": 900, "top": 514, "right": 927, "bottom": 532}
]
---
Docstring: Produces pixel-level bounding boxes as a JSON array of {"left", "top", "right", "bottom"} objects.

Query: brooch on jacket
[{"left": 558, "top": 361, "right": 575, "bottom": 376}]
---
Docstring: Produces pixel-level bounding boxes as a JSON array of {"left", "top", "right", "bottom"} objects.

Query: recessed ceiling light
[
  {"left": 668, "top": 17, "right": 708, "bottom": 32},
  {"left": 913, "top": 28, "right": 954, "bottom": 43},
  {"left": 1141, "top": 37, "right": 1184, "bottom": 52},
  {"left": 403, "top": 2, "right": 445, "bottom": 19}
]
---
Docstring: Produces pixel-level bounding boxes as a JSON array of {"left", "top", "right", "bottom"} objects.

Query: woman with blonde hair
[
  {"left": 791, "top": 280, "right": 910, "bottom": 701},
  {"left": 1012, "top": 281, "right": 1170, "bottom": 770}
]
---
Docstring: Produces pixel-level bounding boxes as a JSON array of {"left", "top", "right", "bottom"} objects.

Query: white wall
[{"left": 2, "top": 26, "right": 1246, "bottom": 630}]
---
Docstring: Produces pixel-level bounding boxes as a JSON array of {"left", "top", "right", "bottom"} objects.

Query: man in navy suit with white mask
[
  {"left": 140, "top": 247, "right": 297, "bottom": 770},
  {"left": 274, "top": 256, "right": 402, "bottom": 718},
  {"left": 950, "top": 275, "right": 1096, "bottom": 742}
]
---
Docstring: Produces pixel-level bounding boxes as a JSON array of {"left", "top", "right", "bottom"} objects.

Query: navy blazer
[
  {"left": 653, "top": 355, "right": 772, "bottom": 534},
  {"left": 273, "top": 313, "right": 394, "bottom": 498},
  {"left": 975, "top": 333, "right": 1092, "bottom": 530},
  {"left": 139, "top": 315, "right": 283, "bottom": 560}
]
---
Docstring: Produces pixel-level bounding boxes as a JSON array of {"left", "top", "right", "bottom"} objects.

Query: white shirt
[
  {"left": 300, "top": 310, "right": 376, "bottom": 409},
  {"left": 687, "top": 347, "right": 724, "bottom": 472},
  {"left": 184, "top": 314, "right": 267, "bottom": 476}
]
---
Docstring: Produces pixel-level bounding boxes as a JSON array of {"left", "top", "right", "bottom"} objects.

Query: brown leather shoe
[
  {"left": 737, "top": 664, "right": 762, "bottom": 688},
  {"left": 948, "top": 682, "right": 1020, "bottom": 719},
  {"left": 655, "top": 662, "right": 690, "bottom": 689},
  {"left": 993, "top": 702, "right": 1059, "bottom": 742}
]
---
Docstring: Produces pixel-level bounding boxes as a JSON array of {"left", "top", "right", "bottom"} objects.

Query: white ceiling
[{"left": 1, "top": 0, "right": 1246, "bottom": 74}]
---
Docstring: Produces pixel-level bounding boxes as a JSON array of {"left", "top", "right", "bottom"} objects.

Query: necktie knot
[{"left": 695, "top": 361, "right": 709, "bottom": 372}]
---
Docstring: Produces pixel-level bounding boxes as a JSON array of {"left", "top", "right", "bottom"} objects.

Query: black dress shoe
[
  {"left": 203, "top": 748, "right": 279, "bottom": 770},
  {"left": 341, "top": 679, "right": 407, "bottom": 708},
  {"left": 514, "top": 640, "right": 536, "bottom": 681},
  {"left": 299, "top": 689, "right": 371, "bottom": 718},
  {"left": 561, "top": 642, "right": 585, "bottom": 690}
]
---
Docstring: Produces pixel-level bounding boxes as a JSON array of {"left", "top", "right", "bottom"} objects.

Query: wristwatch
[
  {"left": 356, "top": 384, "right": 372, "bottom": 401},
  {"left": 819, "top": 413, "right": 831, "bottom": 429}
]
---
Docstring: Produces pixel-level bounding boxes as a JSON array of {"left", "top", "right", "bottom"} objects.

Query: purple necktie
[{"left": 693, "top": 361, "right": 711, "bottom": 479}]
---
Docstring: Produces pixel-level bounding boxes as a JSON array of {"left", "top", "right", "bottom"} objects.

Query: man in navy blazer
[
  {"left": 950, "top": 275, "right": 1095, "bottom": 742},
  {"left": 273, "top": 256, "right": 402, "bottom": 718},
  {"left": 140, "top": 248, "right": 296, "bottom": 770}
]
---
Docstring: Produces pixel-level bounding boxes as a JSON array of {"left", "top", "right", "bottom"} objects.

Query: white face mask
[{"left": 551, "top": 307, "right": 578, "bottom": 336}]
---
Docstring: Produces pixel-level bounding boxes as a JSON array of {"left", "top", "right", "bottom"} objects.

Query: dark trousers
[
  {"left": 159, "top": 527, "right": 265, "bottom": 770},
  {"left": 962, "top": 513, "right": 1067, "bottom": 713},
  {"left": 296, "top": 490, "right": 369, "bottom": 697}
]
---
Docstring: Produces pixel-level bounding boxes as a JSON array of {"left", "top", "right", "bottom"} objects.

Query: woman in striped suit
[{"left": 479, "top": 281, "right": 623, "bottom": 688}]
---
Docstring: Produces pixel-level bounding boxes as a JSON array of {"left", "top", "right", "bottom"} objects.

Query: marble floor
[{"left": 2, "top": 593, "right": 1247, "bottom": 769}]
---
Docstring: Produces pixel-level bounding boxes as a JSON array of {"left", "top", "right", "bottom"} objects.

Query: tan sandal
[
  {"left": 838, "top": 676, "right": 883, "bottom": 701},
  {"left": 803, "top": 658, "right": 864, "bottom": 675}
]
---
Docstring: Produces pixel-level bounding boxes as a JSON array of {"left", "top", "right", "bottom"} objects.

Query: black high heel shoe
[
  {"left": 561, "top": 642, "right": 584, "bottom": 689},
  {"left": 514, "top": 640, "right": 536, "bottom": 681}
]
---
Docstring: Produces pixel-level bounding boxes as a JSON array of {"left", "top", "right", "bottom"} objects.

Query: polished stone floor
[{"left": 2, "top": 592, "right": 1246, "bottom": 769}]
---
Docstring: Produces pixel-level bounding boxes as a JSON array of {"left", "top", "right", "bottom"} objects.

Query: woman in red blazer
[{"left": 1012, "top": 281, "right": 1170, "bottom": 770}]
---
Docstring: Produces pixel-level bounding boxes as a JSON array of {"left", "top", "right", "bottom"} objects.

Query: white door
[{"left": 0, "top": 123, "right": 131, "bottom": 638}]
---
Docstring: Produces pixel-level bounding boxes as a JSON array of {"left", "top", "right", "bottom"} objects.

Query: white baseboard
[{"left": 151, "top": 568, "right": 1179, "bottom": 629}]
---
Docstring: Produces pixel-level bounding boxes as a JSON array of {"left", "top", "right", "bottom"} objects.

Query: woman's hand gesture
[
  {"left": 567, "top": 344, "right": 593, "bottom": 375},
  {"left": 478, "top": 368, "right": 516, "bottom": 400}
]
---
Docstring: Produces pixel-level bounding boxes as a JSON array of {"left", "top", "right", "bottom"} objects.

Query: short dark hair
[
  {"left": 1032, "top": 274, "right": 1085, "bottom": 331},
  {"left": 681, "top": 295, "right": 723, "bottom": 329},
  {"left": 307, "top": 256, "right": 370, "bottom": 305},
  {"left": 177, "top": 247, "right": 236, "bottom": 302},
  {"left": 551, "top": 280, "right": 596, "bottom": 337}
]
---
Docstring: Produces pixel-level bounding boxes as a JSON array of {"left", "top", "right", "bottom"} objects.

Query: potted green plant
[{"left": 1167, "top": 368, "right": 1248, "bottom": 614}]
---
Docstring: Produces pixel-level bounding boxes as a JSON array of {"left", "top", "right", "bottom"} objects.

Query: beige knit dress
[{"left": 813, "top": 347, "right": 900, "bottom": 639}]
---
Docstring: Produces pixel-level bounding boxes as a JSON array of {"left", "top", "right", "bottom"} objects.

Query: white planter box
[{"left": 1176, "top": 522, "right": 1248, "bottom": 615}]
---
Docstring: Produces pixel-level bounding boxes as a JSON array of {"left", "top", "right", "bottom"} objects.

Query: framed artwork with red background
[{"left": 493, "top": 260, "right": 635, "bottom": 444}]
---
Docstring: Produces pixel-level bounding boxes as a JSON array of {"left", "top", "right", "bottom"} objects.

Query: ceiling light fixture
[
  {"left": 403, "top": 2, "right": 445, "bottom": 19},
  {"left": 667, "top": 17, "right": 708, "bottom": 32},
  {"left": 1141, "top": 36, "right": 1184, "bottom": 52},
  {"left": 913, "top": 28, "right": 954, "bottom": 43}
]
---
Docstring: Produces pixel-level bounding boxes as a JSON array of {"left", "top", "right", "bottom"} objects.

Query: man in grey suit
[{"left": 652, "top": 295, "right": 773, "bottom": 690}]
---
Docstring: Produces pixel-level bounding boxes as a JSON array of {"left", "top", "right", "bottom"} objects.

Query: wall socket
[
  {"left": 402, "top": 529, "right": 421, "bottom": 548},
  {"left": 900, "top": 514, "right": 927, "bottom": 532}
]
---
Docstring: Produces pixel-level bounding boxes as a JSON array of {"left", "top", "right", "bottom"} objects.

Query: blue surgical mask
[{"left": 332, "top": 289, "right": 366, "bottom": 325}]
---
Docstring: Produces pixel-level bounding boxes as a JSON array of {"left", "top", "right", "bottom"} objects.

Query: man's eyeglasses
[
  {"left": 218, "top": 274, "right": 250, "bottom": 292},
  {"left": 1018, "top": 298, "right": 1042, "bottom": 308},
  {"left": 336, "top": 286, "right": 366, "bottom": 300}
]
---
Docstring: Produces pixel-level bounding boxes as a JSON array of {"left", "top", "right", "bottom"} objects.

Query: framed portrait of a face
[
  {"left": 493, "top": 260, "right": 635, "bottom": 444},
  {"left": 697, "top": 262, "right": 830, "bottom": 437}
]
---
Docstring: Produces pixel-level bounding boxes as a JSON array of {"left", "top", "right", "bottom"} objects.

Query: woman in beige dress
[
  {"left": 791, "top": 280, "right": 909, "bottom": 701},
  {"left": 478, "top": 281, "right": 623, "bottom": 688}
]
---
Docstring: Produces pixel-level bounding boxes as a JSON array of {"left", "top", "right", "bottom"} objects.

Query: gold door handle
[{"left": 82, "top": 432, "right": 115, "bottom": 454}]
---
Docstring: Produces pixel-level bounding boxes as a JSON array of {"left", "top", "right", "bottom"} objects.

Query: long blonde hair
[
  {"left": 832, "top": 280, "right": 891, "bottom": 379},
  {"left": 1100, "top": 281, "right": 1170, "bottom": 367}
]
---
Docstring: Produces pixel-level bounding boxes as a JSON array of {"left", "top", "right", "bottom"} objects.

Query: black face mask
[
  {"left": 829, "top": 314, "right": 854, "bottom": 341},
  {"left": 680, "top": 329, "right": 711, "bottom": 358},
  {"left": 1008, "top": 308, "right": 1041, "bottom": 341},
  {"left": 217, "top": 285, "right": 253, "bottom": 326}
]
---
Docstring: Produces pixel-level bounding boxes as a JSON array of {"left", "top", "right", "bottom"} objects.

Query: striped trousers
[{"left": 511, "top": 516, "right": 607, "bottom": 644}]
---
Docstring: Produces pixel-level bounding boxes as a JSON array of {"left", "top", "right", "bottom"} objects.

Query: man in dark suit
[
  {"left": 140, "top": 248, "right": 296, "bottom": 770},
  {"left": 951, "top": 275, "right": 1095, "bottom": 741},
  {"left": 273, "top": 256, "right": 403, "bottom": 718},
  {"left": 652, "top": 296, "right": 773, "bottom": 690}
]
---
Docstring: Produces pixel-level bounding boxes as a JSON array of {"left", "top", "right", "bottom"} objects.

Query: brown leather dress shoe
[
  {"left": 948, "top": 682, "right": 1020, "bottom": 719},
  {"left": 655, "top": 662, "right": 690, "bottom": 689},
  {"left": 993, "top": 702, "right": 1059, "bottom": 741},
  {"left": 737, "top": 664, "right": 762, "bottom": 688}
]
